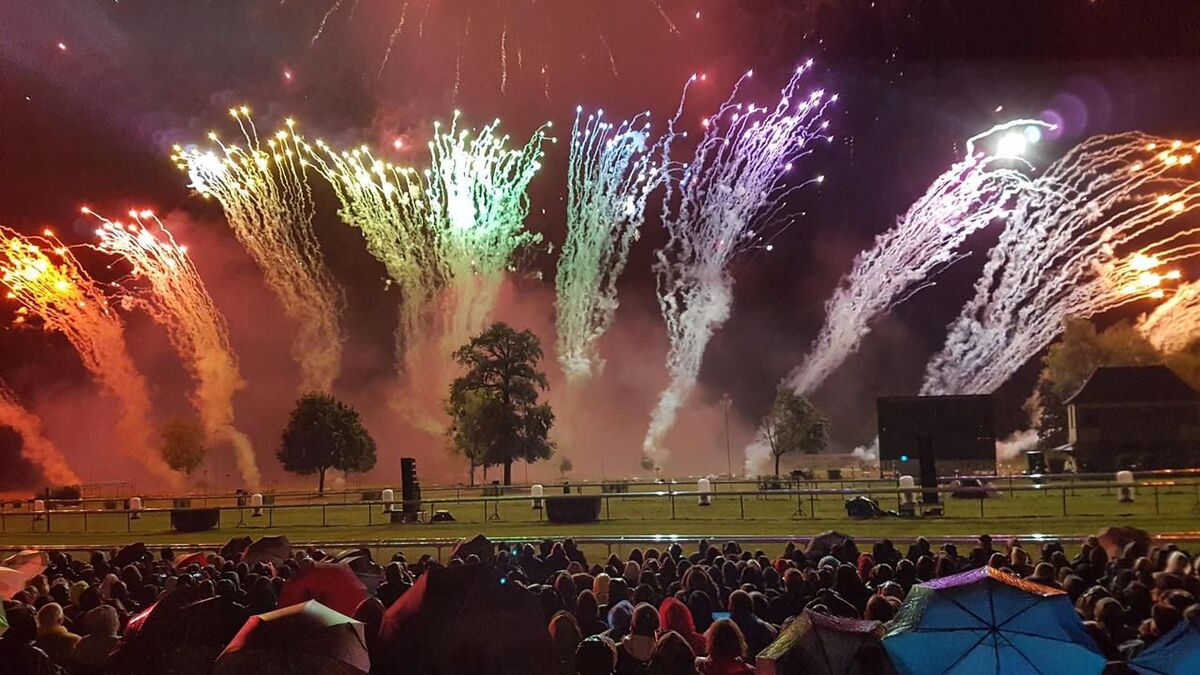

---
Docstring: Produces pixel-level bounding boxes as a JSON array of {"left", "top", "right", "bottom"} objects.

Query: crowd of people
[{"left": 1, "top": 530, "right": 1197, "bottom": 674}]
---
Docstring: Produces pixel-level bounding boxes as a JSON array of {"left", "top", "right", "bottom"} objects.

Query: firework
[
  {"left": 0, "top": 228, "right": 180, "bottom": 486},
  {"left": 782, "top": 121, "right": 1048, "bottom": 398},
  {"left": 88, "top": 208, "right": 260, "bottom": 488},
  {"left": 172, "top": 109, "right": 345, "bottom": 393},
  {"left": 0, "top": 381, "right": 79, "bottom": 485},
  {"left": 556, "top": 106, "right": 664, "bottom": 383},
  {"left": 306, "top": 139, "right": 441, "bottom": 370},
  {"left": 644, "top": 64, "right": 835, "bottom": 470},
  {"left": 1138, "top": 279, "right": 1200, "bottom": 352},
  {"left": 923, "top": 133, "right": 1200, "bottom": 396}
]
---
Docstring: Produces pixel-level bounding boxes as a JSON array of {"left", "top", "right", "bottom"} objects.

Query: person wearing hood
[
  {"left": 604, "top": 600, "right": 636, "bottom": 642},
  {"left": 71, "top": 605, "right": 121, "bottom": 674},
  {"left": 647, "top": 630, "right": 698, "bottom": 675},
  {"left": 616, "top": 602, "right": 659, "bottom": 674},
  {"left": 659, "top": 597, "right": 706, "bottom": 656},
  {"left": 594, "top": 572, "right": 613, "bottom": 607},
  {"left": 696, "top": 619, "right": 755, "bottom": 675},
  {"left": 35, "top": 602, "right": 80, "bottom": 668},
  {"left": 550, "top": 610, "right": 584, "bottom": 673}
]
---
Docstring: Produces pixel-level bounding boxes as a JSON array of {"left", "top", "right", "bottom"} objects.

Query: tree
[
  {"left": 759, "top": 388, "right": 829, "bottom": 477},
  {"left": 447, "top": 322, "right": 555, "bottom": 485},
  {"left": 277, "top": 393, "right": 377, "bottom": 493},
  {"left": 1036, "top": 319, "right": 1160, "bottom": 447},
  {"left": 559, "top": 456, "right": 573, "bottom": 481},
  {"left": 159, "top": 418, "right": 207, "bottom": 476}
]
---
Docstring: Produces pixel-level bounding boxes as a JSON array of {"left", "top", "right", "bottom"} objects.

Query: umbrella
[
  {"left": 1097, "top": 526, "right": 1151, "bottom": 560},
  {"left": 1130, "top": 617, "right": 1200, "bottom": 674},
  {"left": 883, "top": 566, "right": 1105, "bottom": 675},
  {"left": 215, "top": 599, "right": 369, "bottom": 675},
  {"left": 278, "top": 561, "right": 368, "bottom": 617},
  {"left": 0, "top": 549, "right": 47, "bottom": 598},
  {"left": 379, "top": 563, "right": 558, "bottom": 674},
  {"left": 112, "top": 542, "right": 149, "bottom": 567},
  {"left": 333, "top": 550, "right": 383, "bottom": 595},
  {"left": 0, "top": 598, "right": 7, "bottom": 637},
  {"left": 220, "top": 536, "right": 254, "bottom": 561},
  {"left": 449, "top": 534, "right": 495, "bottom": 563},
  {"left": 757, "top": 609, "right": 896, "bottom": 675},
  {"left": 109, "top": 593, "right": 242, "bottom": 675},
  {"left": 243, "top": 536, "right": 291, "bottom": 567},
  {"left": 806, "top": 531, "right": 854, "bottom": 559},
  {"left": 173, "top": 551, "right": 210, "bottom": 570}
]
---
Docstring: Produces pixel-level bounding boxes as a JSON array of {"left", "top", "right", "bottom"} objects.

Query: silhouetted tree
[{"left": 278, "top": 393, "right": 377, "bottom": 493}]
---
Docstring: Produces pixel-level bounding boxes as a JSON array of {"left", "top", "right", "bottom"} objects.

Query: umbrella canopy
[
  {"left": 758, "top": 609, "right": 896, "bottom": 675},
  {"left": 1130, "top": 617, "right": 1200, "bottom": 674},
  {"left": 278, "top": 562, "right": 369, "bottom": 617},
  {"left": 806, "top": 532, "right": 854, "bottom": 559},
  {"left": 333, "top": 550, "right": 383, "bottom": 595},
  {"left": 112, "top": 541, "right": 150, "bottom": 567},
  {"left": 0, "top": 598, "right": 7, "bottom": 637},
  {"left": 243, "top": 536, "right": 291, "bottom": 567},
  {"left": 1097, "top": 527, "right": 1151, "bottom": 560},
  {"left": 215, "top": 599, "right": 369, "bottom": 675},
  {"left": 883, "top": 567, "right": 1105, "bottom": 675},
  {"left": 379, "top": 563, "right": 558, "bottom": 674},
  {"left": 449, "top": 534, "right": 496, "bottom": 563},
  {"left": 0, "top": 549, "right": 47, "bottom": 598},
  {"left": 173, "top": 551, "right": 210, "bottom": 570},
  {"left": 220, "top": 536, "right": 254, "bottom": 561},
  {"left": 110, "top": 593, "right": 243, "bottom": 675}
]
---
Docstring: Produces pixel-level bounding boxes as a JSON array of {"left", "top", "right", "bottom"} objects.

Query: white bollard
[
  {"left": 1116, "top": 471, "right": 1135, "bottom": 503},
  {"left": 697, "top": 478, "right": 712, "bottom": 506},
  {"left": 251, "top": 493, "right": 264, "bottom": 517},
  {"left": 898, "top": 475, "right": 917, "bottom": 506},
  {"left": 130, "top": 496, "right": 143, "bottom": 520},
  {"left": 531, "top": 484, "right": 544, "bottom": 510},
  {"left": 33, "top": 499, "right": 45, "bottom": 520},
  {"left": 381, "top": 488, "right": 394, "bottom": 513}
]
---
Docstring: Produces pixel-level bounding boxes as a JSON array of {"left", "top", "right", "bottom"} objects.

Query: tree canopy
[
  {"left": 159, "top": 417, "right": 208, "bottom": 476},
  {"left": 447, "top": 322, "right": 555, "bottom": 485},
  {"left": 277, "top": 392, "right": 377, "bottom": 492},
  {"left": 759, "top": 388, "right": 829, "bottom": 477}
]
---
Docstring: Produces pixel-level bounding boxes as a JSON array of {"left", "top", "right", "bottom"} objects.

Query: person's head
[
  {"left": 705, "top": 619, "right": 747, "bottom": 661},
  {"left": 576, "top": 634, "right": 618, "bottom": 675},
  {"left": 631, "top": 602, "right": 660, "bottom": 637},
  {"left": 1094, "top": 597, "right": 1125, "bottom": 627},
  {"left": 4, "top": 604, "right": 38, "bottom": 643},
  {"left": 35, "top": 602, "right": 66, "bottom": 634},
  {"left": 607, "top": 600, "right": 634, "bottom": 637},
  {"left": 647, "top": 630, "right": 697, "bottom": 675},
  {"left": 593, "top": 573, "right": 612, "bottom": 606},
  {"left": 864, "top": 594, "right": 896, "bottom": 622},
  {"left": 86, "top": 604, "right": 120, "bottom": 637},
  {"left": 577, "top": 589, "right": 600, "bottom": 618},
  {"left": 728, "top": 590, "right": 753, "bottom": 616},
  {"left": 549, "top": 611, "right": 583, "bottom": 663}
]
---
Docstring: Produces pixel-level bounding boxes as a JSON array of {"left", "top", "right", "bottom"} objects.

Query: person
[
  {"left": 727, "top": 590, "right": 775, "bottom": 659},
  {"left": 647, "top": 630, "right": 698, "bottom": 675},
  {"left": 577, "top": 589, "right": 610, "bottom": 637},
  {"left": 72, "top": 605, "right": 121, "bottom": 675},
  {"left": 0, "top": 603, "right": 59, "bottom": 675},
  {"left": 659, "top": 597, "right": 706, "bottom": 656},
  {"left": 605, "top": 600, "right": 635, "bottom": 642},
  {"left": 577, "top": 634, "right": 619, "bottom": 675},
  {"left": 616, "top": 602, "right": 659, "bottom": 674},
  {"left": 696, "top": 619, "right": 754, "bottom": 675},
  {"left": 34, "top": 602, "right": 80, "bottom": 668},
  {"left": 550, "top": 610, "right": 584, "bottom": 672}
]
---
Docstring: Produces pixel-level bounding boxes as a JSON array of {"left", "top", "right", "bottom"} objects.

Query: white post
[
  {"left": 697, "top": 478, "right": 712, "bottom": 506},
  {"left": 1116, "top": 471, "right": 1135, "bottom": 503},
  {"left": 381, "top": 488, "right": 394, "bottom": 513},
  {"left": 251, "top": 493, "right": 264, "bottom": 517},
  {"left": 129, "top": 496, "right": 143, "bottom": 520},
  {"left": 531, "top": 484, "right": 544, "bottom": 510}
]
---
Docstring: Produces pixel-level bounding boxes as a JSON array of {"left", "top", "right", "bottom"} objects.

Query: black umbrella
[
  {"left": 215, "top": 600, "right": 369, "bottom": 675},
  {"left": 806, "top": 531, "right": 855, "bottom": 559},
  {"left": 243, "top": 536, "right": 292, "bottom": 567},
  {"left": 449, "top": 534, "right": 496, "bottom": 563},
  {"left": 220, "top": 536, "right": 254, "bottom": 561},
  {"left": 112, "top": 542, "right": 149, "bottom": 567},
  {"left": 108, "top": 591, "right": 243, "bottom": 675},
  {"left": 334, "top": 550, "right": 383, "bottom": 595}
]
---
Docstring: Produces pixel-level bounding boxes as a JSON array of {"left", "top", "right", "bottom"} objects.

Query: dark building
[
  {"left": 1065, "top": 365, "right": 1200, "bottom": 471},
  {"left": 877, "top": 395, "right": 996, "bottom": 477}
]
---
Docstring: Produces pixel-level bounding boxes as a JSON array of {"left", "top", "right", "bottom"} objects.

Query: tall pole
[{"left": 723, "top": 394, "right": 733, "bottom": 478}]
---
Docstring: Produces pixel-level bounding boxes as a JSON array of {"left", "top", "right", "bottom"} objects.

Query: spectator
[
  {"left": 0, "top": 603, "right": 58, "bottom": 675},
  {"left": 647, "top": 630, "right": 698, "bottom": 675},
  {"left": 616, "top": 602, "right": 659, "bottom": 674},
  {"left": 550, "top": 610, "right": 584, "bottom": 672},
  {"left": 72, "top": 605, "right": 121, "bottom": 674},
  {"left": 577, "top": 589, "right": 609, "bottom": 637},
  {"left": 35, "top": 602, "right": 80, "bottom": 668},
  {"left": 728, "top": 590, "right": 775, "bottom": 659},
  {"left": 659, "top": 597, "right": 707, "bottom": 656},
  {"left": 605, "top": 600, "right": 635, "bottom": 642},
  {"left": 696, "top": 619, "right": 754, "bottom": 675},
  {"left": 577, "top": 634, "right": 619, "bottom": 675}
]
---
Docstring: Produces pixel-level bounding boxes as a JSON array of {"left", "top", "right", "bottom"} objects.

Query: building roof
[{"left": 1065, "top": 365, "right": 1200, "bottom": 405}]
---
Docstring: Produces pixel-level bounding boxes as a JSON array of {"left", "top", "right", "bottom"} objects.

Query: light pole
[{"left": 722, "top": 394, "right": 733, "bottom": 478}]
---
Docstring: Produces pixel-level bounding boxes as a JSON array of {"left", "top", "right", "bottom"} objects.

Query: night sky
[{"left": 2, "top": 1, "right": 1200, "bottom": 489}]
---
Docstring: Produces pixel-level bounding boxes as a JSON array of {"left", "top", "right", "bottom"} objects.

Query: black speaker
[
  {"left": 170, "top": 508, "right": 220, "bottom": 532},
  {"left": 401, "top": 457, "right": 421, "bottom": 514},
  {"left": 545, "top": 496, "right": 601, "bottom": 523},
  {"left": 917, "top": 436, "right": 940, "bottom": 505}
]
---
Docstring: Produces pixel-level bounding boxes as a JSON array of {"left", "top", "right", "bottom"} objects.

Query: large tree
[
  {"left": 277, "top": 393, "right": 377, "bottom": 493},
  {"left": 759, "top": 388, "right": 829, "bottom": 477},
  {"left": 159, "top": 418, "right": 208, "bottom": 476},
  {"left": 447, "top": 322, "right": 555, "bottom": 485},
  {"left": 1036, "top": 318, "right": 1160, "bottom": 447}
]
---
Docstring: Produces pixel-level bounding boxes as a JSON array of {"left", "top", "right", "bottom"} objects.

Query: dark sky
[{"left": 2, "top": 0, "right": 1200, "bottom": 487}]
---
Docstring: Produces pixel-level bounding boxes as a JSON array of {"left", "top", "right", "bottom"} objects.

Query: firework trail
[
  {"left": 1138, "top": 279, "right": 1200, "bottom": 352},
  {"left": 0, "top": 381, "right": 79, "bottom": 485},
  {"left": 556, "top": 107, "right": 664, "bottom": 383},
  {"left": 783, "top": 121, "right": 1049, "bottom": 398},
  {"left": 87, "top": 208, "right": 260, "bottom": 488},
  {"left": 923, "top": 133, "right": 1200, "bottom": 396},
  {"left": 173, "top": 109, "right": 345, "bottom": 393},
  {"left": 0, "top": 228, "right": 181, "bottom": 487},
  {"left": 644, "top": 64, "right": 835, "bottom": 470},
  {"left": 305, "top": 139, "right": 441, "bottom": 370}
]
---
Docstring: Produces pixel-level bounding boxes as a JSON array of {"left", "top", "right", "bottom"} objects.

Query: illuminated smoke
[
  {"left": 0, "top": 381, "right": 80, "bottom": 485},
  {"left": 644, "top": 63, "right": 834, "bottom": 470},
  {"left": 556, "top": 106, "right": 663, "bottom": 383},
  {"left": 1138, "top": 279, "right": 1200, "bottom": 352},
  {"left": 89, "top": 208, "right": 260, "bottom": 488},
  {"left": 172, "top": 109, "right": 345, "bottom": 393},
  {"left": 0, "top": 228, "right": 181, "bottom": 488},
  {"left": 784, "top": 121, "right": 1048, "bottom": 396},
  {"left": 923, "top": 133, "right": 1200, "bottom": 396}
]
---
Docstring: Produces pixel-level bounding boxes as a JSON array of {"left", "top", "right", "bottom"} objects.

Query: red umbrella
[
  {"left": 278, "top": 561, "right": 368, "bottom": 617},
  {"left": 215, "top": 600, "right": 369, "bottom": 675},
  {"left": 243, "top": 536, "right": 291, "bottom": 567},
  {"left": 0, "top": 549, "right": 47, "bottom": 598},
  {"left": 173, "top": 552, "right": 210, "bottom": 569}
]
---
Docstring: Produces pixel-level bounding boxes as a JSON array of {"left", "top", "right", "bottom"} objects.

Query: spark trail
[
  {"left": 305, "top": 139, "right": 440, "bottom": 370},
  {"left": 784, "top": 121, "right": 1048, "bottom": 397},
  {"left": 0, "top": 381, "right": 79, "bottom": 485},
  {"left": 88, "top": 208, "right": 260, "bottom": 488},
  {"left": 173, "top": 109, "right": 345, "bottom": 393},
  {"left": 1138, "top": 279, "right": 1200, "bottom": 352},
  {"left": 644, "top": 64, "right": 835, "bottom": 470},
  {"left": 923, "top": 133, "right": 1200, "bottom": 396},
  {"left": 0, "top": 228, "right": 180, "bottom": 487},
  {"left": 556, "top": 107, "right": 663, "bottom": 383}
]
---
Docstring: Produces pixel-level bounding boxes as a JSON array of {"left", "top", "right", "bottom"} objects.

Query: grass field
[{"left": 3, "top": 480, "right": 1198, "bottom": 552}]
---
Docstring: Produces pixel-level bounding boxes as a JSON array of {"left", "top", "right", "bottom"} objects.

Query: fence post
[
  {"left": 322, "top": 504, "right": 327, "bottom": 527},
  {"left": 1155, "top": 486, "right": 1160, "bottom": 515},
  {"left": 810, "top": 490, "right": 816, "bottom": 519},
  {"left": 670, "top": 492, "right": 676, "bottom": 520},
  {"left": 1061, "top": 486, "right": 1067, "bottom": 516},
  {"left": 979, "top": 495, "right": 985, "bottom": 518},
  {"left": 739, "top": 493, "right": 745, "bottom": 520}
]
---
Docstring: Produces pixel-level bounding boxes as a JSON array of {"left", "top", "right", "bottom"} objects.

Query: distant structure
[
  {"left": 877, "top": 395, "right": 996, "bottom": 505},
  {"left": 1064, "top": 365, "right": 1200, "bottom": 471}
]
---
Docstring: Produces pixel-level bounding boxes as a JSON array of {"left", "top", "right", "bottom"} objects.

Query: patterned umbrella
[
  {"left": 1130, "top": 617, "right": 1200, "bottom": 674},
  {"left": 215, "top": 600, "right": 368, "bottom": 675},
  {"left": 758, "top": 609, "right": 896, "bottom": 675}
]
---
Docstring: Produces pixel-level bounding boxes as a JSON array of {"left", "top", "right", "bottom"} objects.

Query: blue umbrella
[
  {"left": 883, "top": 566, "right": 1105, "bottom": 675},
  {"left": 1130, "top": 617, "right": 1200, "bottom": 674}
]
